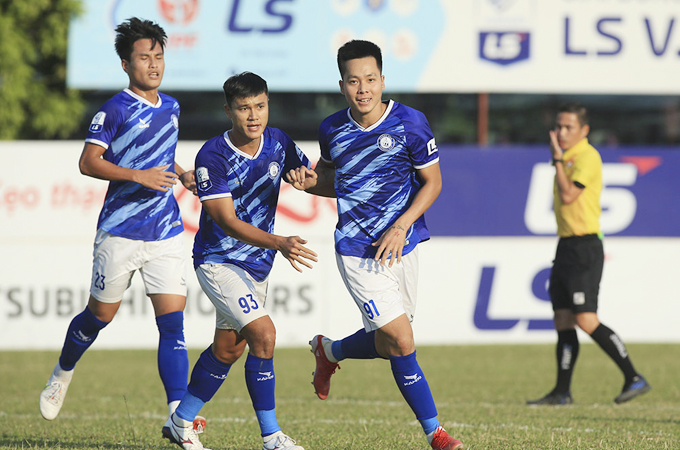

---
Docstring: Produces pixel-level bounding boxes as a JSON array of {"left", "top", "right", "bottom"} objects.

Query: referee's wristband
[{"left": 552, "top": 159, "right": 564, "bottom": 166}]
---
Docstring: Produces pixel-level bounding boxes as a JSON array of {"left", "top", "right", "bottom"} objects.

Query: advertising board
[
  {"left": 67, "top": 0, "right": 680, "bottom": 94},
  {"left": 1, "top": 141, "right": 677, "bottom": 349}
]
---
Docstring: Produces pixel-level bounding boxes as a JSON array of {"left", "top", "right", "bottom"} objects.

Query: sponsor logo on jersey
[
  {"left": 171, "top": 114, "right": 179, "bottom": 129},
  {"left": 89, "top": 111, "right": 106, "bottom": 133},
  {"left": 268, "top": 161, "right": 281, "bottom": 180},
  {"left": 479, "top": 31, "right": 530, "bottom": 66},
  {"left": 427, "top": 138, "right": 438, "bottom": 155},
  {"left": 196, "top": 166, "right": 212, "bottom": 191},
  {"left": 377, "top": 133, "right": 396, "bottom": 151},
  {"left": 138, "top": 118, "right": 151, "bottom": 129}
]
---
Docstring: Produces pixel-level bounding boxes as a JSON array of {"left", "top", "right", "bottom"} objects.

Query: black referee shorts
[{"left": 549, "top": 234, "right": 604, "bottom": 313}]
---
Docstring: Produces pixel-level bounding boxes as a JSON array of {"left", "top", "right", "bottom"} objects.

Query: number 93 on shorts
[{"left": 195, "top": 263, "right": 269, "bottom": 332}]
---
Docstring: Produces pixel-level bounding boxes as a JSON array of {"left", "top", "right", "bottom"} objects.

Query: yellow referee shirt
[{"left": 553, "top": 138, "right": 602, "bottom": 238}]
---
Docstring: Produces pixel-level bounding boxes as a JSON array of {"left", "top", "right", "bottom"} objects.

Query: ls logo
[
  {"left": 524, "top": 162, "right": 638, "bottom": 235},
  {"left": 228, "top": 0, "right": 294, "bottom": 33},
  {"left": 474, "top": 266, "right": 554, "bottom": 330},
  {"left": 479, "top": 31, "right": 531, "bottom": 66}
]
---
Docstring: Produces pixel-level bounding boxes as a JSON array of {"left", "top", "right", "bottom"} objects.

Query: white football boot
[
  {"left": 262, "top": 431, "right": 304, "bottom": 450},
  {"left": 39, "top": 364, "right": 74, "bottom": 420},
  {"left": 162, "top": 413, "right": 210, "bottom": 450}
]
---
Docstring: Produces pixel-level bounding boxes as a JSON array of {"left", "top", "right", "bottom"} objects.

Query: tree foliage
[{"left": 0, "top": 0, "right": 84, "bottom": 139}]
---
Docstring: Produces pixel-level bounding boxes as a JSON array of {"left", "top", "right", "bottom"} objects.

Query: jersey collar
[
  {"left": 124, "top": 88, "right": 163, "bottom": 108},
  {"left": 223, "top": 130, "right": 265, "bottom": 160},
  {"left": 346, "top": 99, "right": 394, "bottom": 132}
]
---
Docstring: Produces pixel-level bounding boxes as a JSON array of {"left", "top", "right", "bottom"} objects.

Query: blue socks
[
  {"left": 334, "top": 329, "right": 380, "bottom": 361},
  {"left": 245, "top": 354, "right": 280, "bottom": 436},
  {"left": 59, "top": 307, "right": 108, "bottom": 370},
  {"left": 176, "top": 346, "right": 232, "bottom": 422},
  {"left": 390, "top": 351, "right": 439, "bottom": 434},
  {"left": 325, "top": 331, "right": 440, "bottom": 436},
  {"left": 156, "top": 311, "right": 189, "bottom": 404},
  {"left": 177, "top": 351, "right": 282, "bottom": 438}
]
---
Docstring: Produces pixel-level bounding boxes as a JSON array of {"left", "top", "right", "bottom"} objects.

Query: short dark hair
[
  {"left": 114, "top": 17, "right": 167, "bottom": 62},
  {"left": 558, "top": 103, "right": 589, "bottom": 127},
  {"left": 337, "top": 40, "right": 383, "bottom": 79},
  {"left": 223, "top": 72, "right": 269, "bottom": 107}
]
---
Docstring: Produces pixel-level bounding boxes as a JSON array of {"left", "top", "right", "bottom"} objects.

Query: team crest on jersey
[
  {"left": 89, "top": 111, "right": 106, "bottom": 133},
  {"left": 171, "top": 114, "right": 179, "bottom": 129},
  {"left": 268, "top": 161, "right": 281, "bottom": 180},
  {"left": 377, "top": 134, "right": 396, "bottom": 151},
  {"left": 196, "top": 167, "right": 212, "bottom": 191}
]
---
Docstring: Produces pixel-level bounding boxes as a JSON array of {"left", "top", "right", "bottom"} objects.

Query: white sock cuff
[
  {"left": 263, "top": 430, "right": 283, "bottom": 442},
  {"left": 323, "top": 339, "right": 338, "bottom": 363},
  {"left": 54, "top": 364, "right": 74, "bottom": 381}
]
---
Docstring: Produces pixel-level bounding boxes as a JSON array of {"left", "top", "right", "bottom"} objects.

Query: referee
[{"left": 527, "top": 103, "right": 651, "bottom": 405}]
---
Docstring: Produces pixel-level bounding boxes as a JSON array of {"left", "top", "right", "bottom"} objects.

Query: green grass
[{"left": 2, "top": 344, "right": 679, "bottom": 449}]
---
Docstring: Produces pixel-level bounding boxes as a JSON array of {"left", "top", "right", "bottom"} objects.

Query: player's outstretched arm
[
  {"left": 79, "top": 142, "right": 178, "bottom": 192},
  {"left": 203, "top": 197, "right": 318, "bottom": 272}
]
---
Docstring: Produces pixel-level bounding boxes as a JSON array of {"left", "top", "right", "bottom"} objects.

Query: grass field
[{"left": 2, "top": 344, "right": 678, "bottom": 449}]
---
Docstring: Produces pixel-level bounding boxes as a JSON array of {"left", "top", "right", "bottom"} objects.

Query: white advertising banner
[
  {"left": 1, "top": 141, "right": 677, "bottom": 349},
  {"left": 67, "top": 0, "right": 680, "bottom": 94}
]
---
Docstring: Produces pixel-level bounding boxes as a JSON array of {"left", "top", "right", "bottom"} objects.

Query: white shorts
[
  {"left": 195, "top": 263, "right": 269, "bottom": 332},
  {"left": 90, "top": 229, "right": 187, "bottom": 303},
  {"left": 336, "top": 248, "right": 419, "bottom": 332}
]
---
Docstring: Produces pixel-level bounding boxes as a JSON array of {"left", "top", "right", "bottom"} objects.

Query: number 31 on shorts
[{"left": 363, "top": 299, "right": 380, "bottom": 319}]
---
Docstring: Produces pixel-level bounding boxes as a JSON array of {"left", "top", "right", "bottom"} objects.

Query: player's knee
[
  {"left": 381, "top": 335, "right": 415, "bottom": 357},
  {"left": 213, "top": 343, "right": 246, "bottom": 364},
  {"left": 242, "top": 321, "right": 276, "bottom": 358},
  {"left": 575, "top": 313, "right": 600, "bottom": 335}
]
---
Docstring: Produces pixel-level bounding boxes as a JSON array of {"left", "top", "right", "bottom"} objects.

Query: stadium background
[{"left": 1, "top": 0, "right": 679, "bottom": 350}]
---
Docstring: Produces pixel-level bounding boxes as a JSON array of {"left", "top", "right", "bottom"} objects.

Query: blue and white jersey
[
  {"left": 193, "top": 127, "right": 311, "bottom": 282},
  {"left": 319, "top": 100, "right": 439, "bottom": 258},
  {"left": 85, "top": 89, "right": 183, "bottom": 241}
]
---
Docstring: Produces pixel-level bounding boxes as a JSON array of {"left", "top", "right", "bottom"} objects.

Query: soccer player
[
  {"left": 287, "top": 40, "right": 464, "bottom": 450},
  {"left": 38, "top": 18, "right": 198, "bottom": 426},
  {"left": 527, "top": 103, "right": 651, "bottom": 405},
  {"left": 161, "top": 72, "right": 316, "bottom": 450}
]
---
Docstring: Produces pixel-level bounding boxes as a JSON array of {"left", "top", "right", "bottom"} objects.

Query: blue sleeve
[
  {"left": 279, "top": 130, "right": 311, "bottom": 173},
  {"left": 404, "top": 110, "right": 439, "bottom": 168},
  {"left": 84, "top": 99, "right": 124, "bottom": 149},
  {"left": 318, "top": 120, "right": 332, "bottom": 163},
  {"left": 195, "top": 141, "right": 231, "bottom": 201}
]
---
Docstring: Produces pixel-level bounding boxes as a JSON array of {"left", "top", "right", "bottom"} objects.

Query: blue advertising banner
[{"left": 428, "top": 146, "right": 680, "bottom": 237}]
